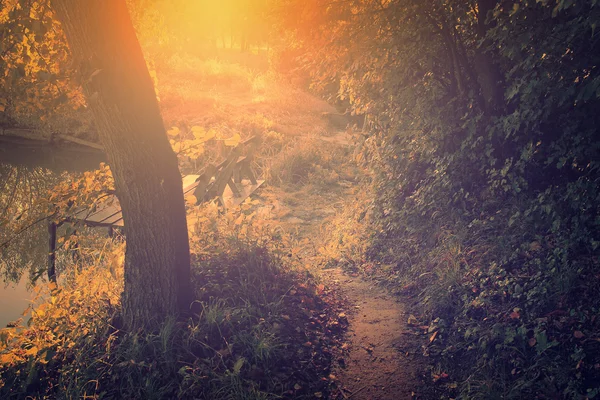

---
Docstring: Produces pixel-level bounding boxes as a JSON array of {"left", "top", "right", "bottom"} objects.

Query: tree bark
[{"left": 51, "top": 0, "right": 192, "bottom": 330}]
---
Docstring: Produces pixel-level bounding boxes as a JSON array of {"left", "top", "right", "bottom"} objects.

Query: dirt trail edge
[{"left": 323, "top": 268, "right": 425, "bottom": 400}]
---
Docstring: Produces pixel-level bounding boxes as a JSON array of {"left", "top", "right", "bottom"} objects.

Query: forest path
[
  {"left": 252, "top": 128, "right": 426, "bottom": 399},
  {"left": 322, "top": 267, "right": 423, "bottom": 400},
  {"left": 164, "top": 61, "right": 425, "bottom": 396}
]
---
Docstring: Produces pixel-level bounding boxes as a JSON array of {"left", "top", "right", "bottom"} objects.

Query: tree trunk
[{"left": 51, "top": 0, "right": 192, "bottom": 330}]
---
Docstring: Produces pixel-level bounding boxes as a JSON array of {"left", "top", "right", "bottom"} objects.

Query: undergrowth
[
  {"left": 321, "top": 183, "right": 600, "bottom": 399},
  {"left": 299, "top": 1, "right": 600, "bottom": 398},
  {"left": 0, "top": 203, "right": 340, "bottom": 399}
]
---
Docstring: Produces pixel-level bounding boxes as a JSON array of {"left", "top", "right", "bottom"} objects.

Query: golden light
[{"left": 132, "top": 0, "right": 274, "bottom": 57}]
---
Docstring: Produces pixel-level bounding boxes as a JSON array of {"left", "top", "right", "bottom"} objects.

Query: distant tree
[{"left": 50, "top": 0, "right": 192, "bottom": 330}]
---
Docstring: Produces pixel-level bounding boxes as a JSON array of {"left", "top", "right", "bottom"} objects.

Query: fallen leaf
[
  {"left": 432, "top": 372, "right": 449, "bottom": 382},
  {"left": 429, "top": 331, "right": 438, "bottom": 343},
  {"left": 574, "top": 330, "right": 585, "bottom": 339}
]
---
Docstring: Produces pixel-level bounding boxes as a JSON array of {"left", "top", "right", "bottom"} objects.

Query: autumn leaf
[
  {"left": 0, "top": 353, "right": 17, "bottom": 365},
  {"left": 25, "top": 346, "right": 39, "bottom": 357},
  {"left": 167, "top": 127, "right": 180, "bottom": 138},
  {"left": 184, "top": 194, "right": 197, "bottom": 206},
  {"left": 224, "top": 132, "right": 241, "bottom": 147},
  {"left": 191, "top": 126, "right": 216, "bottom": 142},
  {"left": 429, "top": 331, "right": 438, "bottom": 343},
  {"left": 432, "top": 372, "right": 449, "bottom": 382},
  {"left": 191, "top": 126, "right": 205, "bottom": 139}
]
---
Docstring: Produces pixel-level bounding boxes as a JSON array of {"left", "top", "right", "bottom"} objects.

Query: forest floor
[
  {"left": 252, "top": 162, "right": 428, "bottom": 400},
  {"left": 165, "top": 62, "right": 429, "bottom": 397},
  {"left": 156, "top": 55, "right": 429, "bottom": 398},
  {"left": 0, "top": 56, "right": 429, "bottom": 399}
]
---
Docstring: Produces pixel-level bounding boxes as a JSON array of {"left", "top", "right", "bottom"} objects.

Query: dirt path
[
  {"left": 179, "top": 65, "right": 428, "bottom": 397},
  {"left": 255, "top": 129, "right": 426, "bottom": 399},
  {"left": 323, "top": 268, "right": 424, "bottom": 400}
]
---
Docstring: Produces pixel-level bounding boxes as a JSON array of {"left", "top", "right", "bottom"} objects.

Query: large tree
[{"left": 50, "top": 0, "right": 192, "bottom": 330}]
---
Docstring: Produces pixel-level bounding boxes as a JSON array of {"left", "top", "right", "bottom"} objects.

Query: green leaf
[{"left": 233, "top": 357, "right": 245, "bottom": 374}]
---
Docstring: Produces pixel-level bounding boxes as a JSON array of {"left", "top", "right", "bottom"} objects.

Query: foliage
[
  {"left": 0, "top": 162, "right": 115, "bottom": 283},
  {"left": 0, "top": 202, "right": 340, "bottom": 399},
  {"left": 0, "top": 239, "right": 124, "bottom": 396},
  {"left": 283, "top": 0, "right": 600, "bottom": 397},
  {"left": 0, "top": 0, "right": 92, "bottom": 135}
]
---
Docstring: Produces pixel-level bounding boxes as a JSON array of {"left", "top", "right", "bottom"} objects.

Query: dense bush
[{"left": 283, "top": 0, "right": 600, "bottom": 397}]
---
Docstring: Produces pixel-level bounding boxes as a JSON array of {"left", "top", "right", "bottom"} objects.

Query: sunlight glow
[{"left": 134, "top": 0, "right": 273, "bottom": 56}]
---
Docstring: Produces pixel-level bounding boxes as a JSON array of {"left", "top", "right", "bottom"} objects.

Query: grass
[
  {"left": 319, "top": 190, "right": 600, "bottom": 399},
  {"left": 157, "top": 53, "right": 333, "bottom": 137},
  {"left": 0, "top": 49, "right": 359, "bottom": 399},
  {"left": 0, "top": 201, "right": 344, "bottom": 399}
]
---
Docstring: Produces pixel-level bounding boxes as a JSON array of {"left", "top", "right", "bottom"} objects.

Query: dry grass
[{"left": 156, "top": 54, "right": 335, "bottom": 139}]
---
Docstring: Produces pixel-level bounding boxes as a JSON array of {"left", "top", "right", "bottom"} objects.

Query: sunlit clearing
[{"left": 133, "top": 0, "right": 274, "bottom": 60}]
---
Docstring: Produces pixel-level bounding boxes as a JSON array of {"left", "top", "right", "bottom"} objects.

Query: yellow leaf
[
  {"left": 184, "top": 194, "right": 197, "bottom": 206},
  {"left": 189, "top": 146, "right": 205, "bottom": 158},
  {"left": 429, "top": 331, "right": 438, "bottom": 343},
  {"left": 191, "top": 127, "right": 216, "bottom": 143},
  {"left": 191, "top": 126, "right": 205, "bottom": 139},
  {"left": 167, "top": 127, "right": 180, "bottom": 138},
  {"left": 224, "top": 133, "right": 241, "bottom": 147},
  {"left": 171, "top": 141, "right": 182, "bottom": 153},
  {"left": 204, "top": 129, "right": 216, "bottom": 141},
  {"left": 25, "top": 346, "right": 39, "bottom": 357},
  {"left": 0, "top": 353, "right": 16, "bottom": 365}
]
